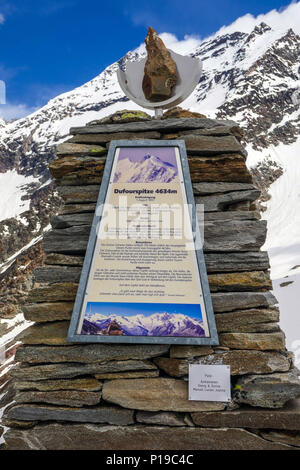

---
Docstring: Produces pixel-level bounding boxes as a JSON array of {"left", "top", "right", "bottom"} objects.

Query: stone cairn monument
[
  {"left": 2, "top": 29, "right": 300, "bottom": 449},
  {"left": 2, "top": 107, "right": 300, "bottom": 450}
]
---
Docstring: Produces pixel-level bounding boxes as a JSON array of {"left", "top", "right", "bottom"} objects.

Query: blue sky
[
  {"left": 0, "top": 0, "right": 297, "bottom": 120},
  {"left": 85, "top": 301, "right": 203, "bottom": 320}
]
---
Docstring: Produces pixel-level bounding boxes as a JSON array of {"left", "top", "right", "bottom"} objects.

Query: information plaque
[
  {"left": 67, "top": 140, "right": 218, "bottom": 345},
  {"left": 189, "top": 365, "right": 231, "bottom": 402}
]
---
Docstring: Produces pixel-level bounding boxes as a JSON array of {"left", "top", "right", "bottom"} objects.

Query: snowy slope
[
  {"left": 273, "top": 273, "right": 300, "bottom": 368},
  {"left": 247, "top": 134, "right": 300, "bottom": 358},
  {"left": 0, "top": 171, "right": 41, "bottom": 222},
  {"left": 249, "top": 136, "right": 300, "bottom": 280}
]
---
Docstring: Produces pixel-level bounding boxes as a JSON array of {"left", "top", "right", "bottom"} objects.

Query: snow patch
[
  {"left": 0, "top": 224, "right": 50, "bottom": 275},
  {"left": 256, "top": 137, "right": 300, "bottom": 279},
  {"left": 0, "top": 170, "right": 39, "bottom": 222},
  {"left": 0, "top": 314, "right": 31, "bottom": 349},
  {"left": 273, "top": 272, "right": 300, "bottom": 362}
]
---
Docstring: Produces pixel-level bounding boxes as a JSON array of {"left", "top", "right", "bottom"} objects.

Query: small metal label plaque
[{"left": 189, "top": 364, "right": 231, "bottom": 402}]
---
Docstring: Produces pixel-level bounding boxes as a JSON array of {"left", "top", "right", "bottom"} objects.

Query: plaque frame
[{"left": 67, "top": 140, "right": 219, "bottom": 345}]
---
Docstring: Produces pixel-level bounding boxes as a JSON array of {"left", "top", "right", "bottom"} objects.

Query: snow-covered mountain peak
[
  {"left": 251, "top": 22, "right": 272, "bottom": 35},
  {"left": 114, "top": 154, "right": 178, "bottom": 183}
]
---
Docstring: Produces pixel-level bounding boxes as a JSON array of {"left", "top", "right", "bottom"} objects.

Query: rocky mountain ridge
[{"left": 84, "top": 312, "right": 205, "bottom": 337}]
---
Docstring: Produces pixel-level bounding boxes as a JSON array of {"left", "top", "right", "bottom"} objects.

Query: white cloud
[
  {"left": 160, "top": 33, "right": 201, "bottom": 55},
  {"left": 0, "top": 13, "right": 5, "bottom": 24},
  {"left": 0, "top": 102, "right": 38, "bottom": 121},
  {"left": 134, "top": 32, "right": 201, "bottom": 56},
  {"left": 133, "top": 1, "right": 300, "bottom": 57},
  {"left": 208, "top": 1, "right": 300, "bottom": 39}
]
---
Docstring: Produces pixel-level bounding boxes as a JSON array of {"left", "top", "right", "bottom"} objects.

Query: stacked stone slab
[{"left": 3, "top": 110, "right": 300, "bottom": 450}]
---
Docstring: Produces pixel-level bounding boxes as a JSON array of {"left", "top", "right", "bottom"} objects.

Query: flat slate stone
[
  {"left": 13, "top": 377, "right": 102, "bottom": 392},
  {"left": 192, "top": 399, "right": 300, "bottom": 430},
  {"left": 170, "top": 345, "right": 213, "bottom": 358},
  {"left": 17, "top": 321, "right": 70, "bottom": 346},
  {"left": 57, "top": 185, "right": 99, "bottom": 203},
  {"left": 219, "top": 331, "right": 286, "bottom": 351},
  {"left": 70, "top": 117, "right": 238, "bottom": 135},
  {"left": 208, "top": 271, "right": 271, "bottom": 292},
  {"left": 11, "top": 360, "right": 158, "bottom": 381},
  {"left": 15, "top": 390, "right": 102, "bottom": 407},
  {"left": 177, "top": 134, "right": 247, "bottom": 157},
  {"left": 205, "top": 251, "right": 269, "bottom": 273},
  {"left": 16, "top": 343, "right": 170, "bottom": 363},
  {"left": 61, "top": 203, "right": 96, "bottom": 215},
  {"left": 50, "top": 213, "right": 94, "bottom": 229},
  {"left": 92, "top": 110, "right": 151, "bottom": 124},
  {"left": 94, "top": 370, "right": 159, "bottom": 380},
  {"left": 69, "top": 130, "right": 161, "bottom": 144},
  {"left": 204, "top": 219, "right": 266, "bottom": 252},
  {"left": 193, "top": 182, "right": 257, "bottom": 195},
  {"left": 188, "top": 154, "right": 252, "bottom": 183},
  {"left": 43, "top": 226, "right": 90, "bottom": 254},
  {"left": 27, "top": 282, "right": 78, "bottom": 303},
  {"left": 154, "top": 350, "right": 290, "bottom": 377},
  {"left": 195, "top": 189, "right": 260, "bottom": 211},
  {"left": 44, "top": 253, "right": 84, "bottom": 266},
  {"left": 49, "top": 155, "right": 106, "bottom": 178},
  {"left": 211, "top": 291, "right": 277, "bottom": 313},
  {"left": 169, "top": 125, "right": 242, "bottom": 138},
  {"left": 215, "top": 308, "right": 279, "bottom": 333},
  {"left": 7, "top": 404, "right": 134, "bottom": 425},
  {"left": 234, "top": 370, "right": 300, "bottom": 408},
  {"left": 136, "top": 411, "right": 187, "bottom": 426},
  {"left": 221, "top": 322, "right": 280, "bottom": 334},
  {"left": 102, "top": 378, "right": 226, "bottom": 412},
  {"left": 5, "top": 423, "right": 293, "bottom": 450},
  {"left": 1, "top": 418, "right": 37, "bottom": 429},
  {"left": 49, "top": 156, "right": 105, "bottom": 185},
  {"left": 203, "top": 211, "right": 261, "bottom": 221},
  {"left": 22, "top": 302, "right": 73, "bottom": 322},
  {"left": 56, "top": 142, "right": 106, "bottom": 157},
  {"left": 260, "top": 430, "right": 300, "bottom": 447},
  {"left": 34, "top": 266, "right": 81, "bottom": 283}
]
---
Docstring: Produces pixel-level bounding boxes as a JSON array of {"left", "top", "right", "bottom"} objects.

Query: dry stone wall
[{"left": 3, "top": 110, "right": 300, "bottom": 450}]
